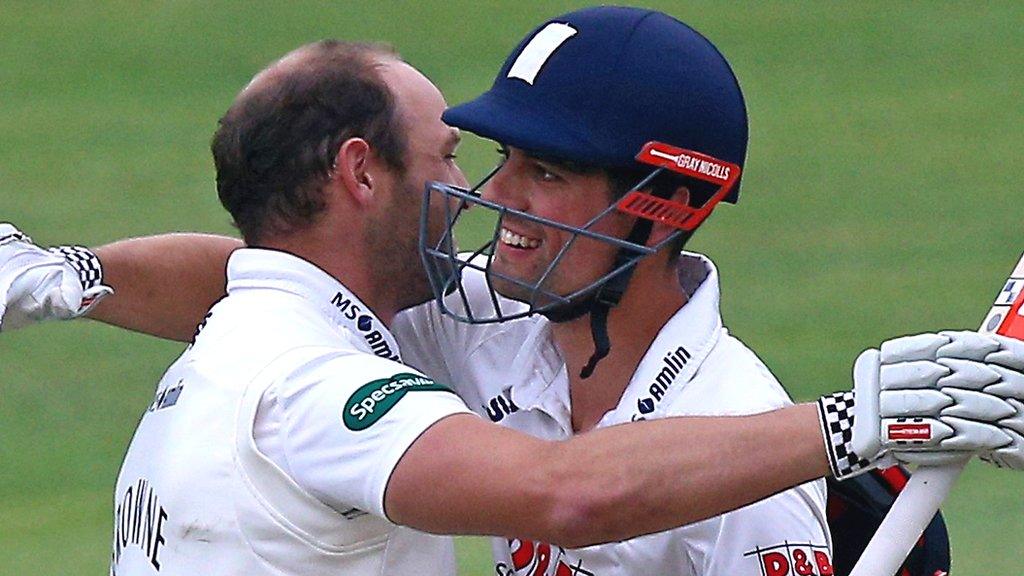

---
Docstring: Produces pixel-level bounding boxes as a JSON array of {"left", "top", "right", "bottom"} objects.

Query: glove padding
[
  {"left": 821, "top": 330, "right": 1024, "bottom": 479},
  {"left": 929, "top": 330, "right": 1024, "bottom": 469},
  {"left": 878, "top": 331, "right": 1024, "bottom": 469},
  {"left": 0, "top": 223, "right": 112, "bottom": 331}
]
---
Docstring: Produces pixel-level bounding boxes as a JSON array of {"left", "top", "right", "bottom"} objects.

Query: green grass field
[{"left": 1, "top": 1, "right": 1021, "bottom": 574}]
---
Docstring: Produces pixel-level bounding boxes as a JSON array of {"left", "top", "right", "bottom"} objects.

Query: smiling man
[
  {"left": 409, "top": 7, "right": 830, "bottom": 575},
  {"left": 3, "top": 7, "right": 1024, "bottom": 576}
]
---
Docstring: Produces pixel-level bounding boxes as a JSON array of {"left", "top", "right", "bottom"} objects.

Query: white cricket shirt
[
  {"left": 111, "top": 248, "right": 470, "bottom": 576},
  {"left": 394, "top": 252, "right": 833, "bottom": 576}
]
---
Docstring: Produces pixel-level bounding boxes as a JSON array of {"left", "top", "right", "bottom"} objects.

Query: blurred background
[{"left": 0, "top": 1, "right": 1021, "bottom": 574}]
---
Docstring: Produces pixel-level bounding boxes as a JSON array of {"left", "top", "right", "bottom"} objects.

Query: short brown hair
[{"left": 211, "top": 40, "right": 406, "bottom": 243}]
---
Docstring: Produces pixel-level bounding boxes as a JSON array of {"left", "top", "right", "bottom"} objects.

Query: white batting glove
[
  {"left": 818, "top": 331, "right": 1024, "bottom": 479},
  {"left": 0, "top": 223, "right": 112, "bottom": 331},
  {"left": 933, "top": 330, "right": 1024, "bottom": 470}
]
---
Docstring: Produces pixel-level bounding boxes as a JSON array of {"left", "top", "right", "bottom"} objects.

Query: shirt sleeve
[
  {"left": 261, "top": 349, "right": 475, "bottom": 520},
  {"left": 680, "top": 480, "right": 834, "bottom": 576}
]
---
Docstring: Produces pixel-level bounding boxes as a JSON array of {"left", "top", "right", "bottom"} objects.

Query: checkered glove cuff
[
  {"left": 817, "top": 391, "right": 873, "bottom": 479},
  {"left": 49, "top": 245, "right": 104, "bottom": 291}
]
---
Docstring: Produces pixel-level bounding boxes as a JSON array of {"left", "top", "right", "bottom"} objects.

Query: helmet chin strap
[
  {"left": 541, "top": 199, "right": 684, "bottom": 380},
  {"left": 576, "top": 215, "right": 658, "bottom": 379}
]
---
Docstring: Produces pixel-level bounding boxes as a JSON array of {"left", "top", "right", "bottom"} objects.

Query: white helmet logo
[{"left": 507, "top": 23, "right": 578, "bottom": 85}]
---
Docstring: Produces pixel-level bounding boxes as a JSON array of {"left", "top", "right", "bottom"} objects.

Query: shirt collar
[
  {"left": 505, "top": 317, "right": 571, "bottom": 424},
  {"left": 507, "top": 252, "right": 723, "bottom": 424},
  {"left": 226, "top": 248, "right": 401, "bottom": 362},
  {"left": 605, "top": 252, "right": 723, "bottom": 424}
]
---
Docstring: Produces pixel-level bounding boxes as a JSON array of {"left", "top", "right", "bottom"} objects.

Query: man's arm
[
  {"left": 0, "top": 224, "right": 239, "bottom": 340},
  {"left": 386, "top": 404, "right": 826, "bottom": 548},
  {"left": 90, "top": 233, "right": 240, "bottom": 340},
  {"left": 386, "top": 332, "right": 1024, "bottom": 547}
]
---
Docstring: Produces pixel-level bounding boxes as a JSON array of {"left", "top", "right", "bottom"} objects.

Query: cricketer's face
[
  {"left": 479, "top": 147, "right": 633, "bottom": 305},
  {"left": 369, "top": 60, "right": 467, "bottom": 311}
]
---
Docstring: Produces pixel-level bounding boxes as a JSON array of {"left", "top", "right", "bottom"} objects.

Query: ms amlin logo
[{"left": 343, "top": 373, "right": 452, "bottom": 431}]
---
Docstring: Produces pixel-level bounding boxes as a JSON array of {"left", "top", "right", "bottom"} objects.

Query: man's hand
[
  {"left": 932, "top": 330, "right": 1024, "bottom": 469},
  {"left": 0, "top": 223, "right": 112, "bottom": 331},
  {"left": 819, "top": 330, "right": 1024, "bottom": 478}
]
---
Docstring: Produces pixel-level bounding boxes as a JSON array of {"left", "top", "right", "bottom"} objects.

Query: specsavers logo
[{"left": 343, "top": 373, "right": 452, "bottom": 431}]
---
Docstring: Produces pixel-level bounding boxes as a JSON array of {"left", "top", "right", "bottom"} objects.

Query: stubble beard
[{"left": 366, "top": 179, "right": 436, "bottom": 313}]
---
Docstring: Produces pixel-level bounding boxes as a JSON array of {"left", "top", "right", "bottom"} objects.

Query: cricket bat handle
[
  {"left": 847, "top": 462, "right": 965, "bottom": 576},
  {"left": 850, "top": 251, "right": 1024, "bottom": 576}
]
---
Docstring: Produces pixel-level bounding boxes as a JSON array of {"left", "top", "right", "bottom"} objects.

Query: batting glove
[
  {"left": 0, "top": 223, "right": 112, "bottom": 331},
  {"left": 819, "top": 331, "right": 1024, "bottom": 479},
  {"left": 935, "top": 330, "right": 1024, "bottom": 470}
]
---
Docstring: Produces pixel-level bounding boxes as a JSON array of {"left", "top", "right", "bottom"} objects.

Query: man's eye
[
  {"left": 444, "top": 153, "right": 458, "bottom": 161},
  {"left": 534, "top": 164, "right": 560, "bottom": 182}
]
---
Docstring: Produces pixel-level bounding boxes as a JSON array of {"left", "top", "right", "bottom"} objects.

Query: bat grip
[{"left": 848, "top": 460, "right": 967, "bottom": 576}]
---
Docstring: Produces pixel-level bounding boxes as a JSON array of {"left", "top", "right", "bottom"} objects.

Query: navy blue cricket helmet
[
  {"left": 420, "top": 6, "right": 750, "bottom": 376},
  {"left": 445, "top": 5, "right": 748, "bottom": 201}
]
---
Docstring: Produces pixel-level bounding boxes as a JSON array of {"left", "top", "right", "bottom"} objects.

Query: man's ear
[
  {"left": 333, "top": 138, "right": 376, "bottom": 207},
  {"left": 648, "top": 185, "right": 690, "bottom": 246}
]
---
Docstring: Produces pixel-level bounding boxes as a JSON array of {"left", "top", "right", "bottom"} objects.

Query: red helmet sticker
[{"left": 619, "top": 141, "right": 742, "bottom": 231}]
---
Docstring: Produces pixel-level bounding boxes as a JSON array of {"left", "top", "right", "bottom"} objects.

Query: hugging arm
[
  {"left": 90, "top": 233, "right": 241, "bottom": 340},
  {"left": 0, "top": 223, "right": 238, "bottom": 340}
]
